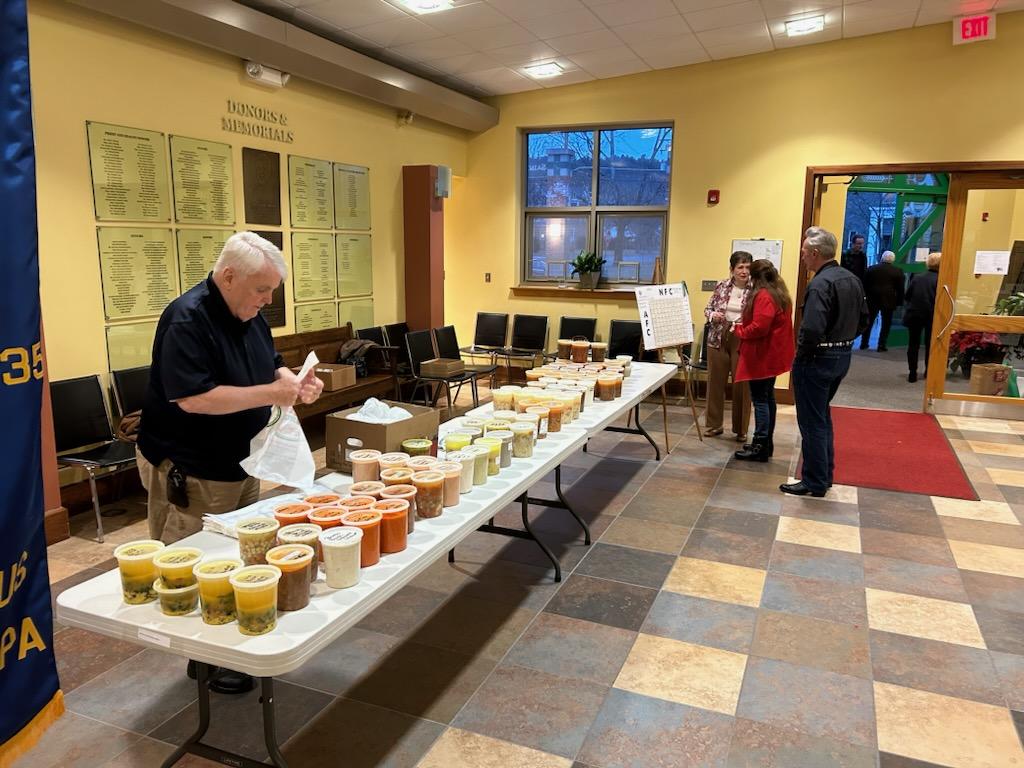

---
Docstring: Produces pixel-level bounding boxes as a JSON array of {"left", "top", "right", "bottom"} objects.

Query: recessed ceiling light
[
  {"left": 785, "top": 15, "right": 825, "bottom": 36},
  {"left": 523, "top": 61, "right": 564, "bottom": 79},
  {"left": 399, "top": 0, "right": 454, "bottom": 14}
]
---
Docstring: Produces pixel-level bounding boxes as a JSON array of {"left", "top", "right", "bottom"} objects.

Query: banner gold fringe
[{"left": 0, "top": 690, "right": 64, "bottom": 768}]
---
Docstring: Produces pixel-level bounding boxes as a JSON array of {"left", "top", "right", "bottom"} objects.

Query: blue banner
[{"left": 0, "top": 0, "right": 64, "bottom": 762}]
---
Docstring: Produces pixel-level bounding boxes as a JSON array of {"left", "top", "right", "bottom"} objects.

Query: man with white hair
[
  {"left": 859, "top": 250, "right": 905, "bottom": 352},
  {"left": 138, "top": 232, "right": 323, "bottom": 542},
  {"left": 781, "top": 227, "right": 868, "bottom": 498}
]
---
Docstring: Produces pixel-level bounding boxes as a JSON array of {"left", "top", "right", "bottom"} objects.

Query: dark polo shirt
[{"left": 139, "top": 275, "right": 282, "bottom": 482}]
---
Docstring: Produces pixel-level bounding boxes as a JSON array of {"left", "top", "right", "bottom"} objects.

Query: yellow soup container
[
  {"left": 230, "top": 565, "right": 282, "bottom": 636},
  {"left": 113, "top": 540, "right": 165, "bottom": 605},
  {"left": 153, "top": 547, "right": 203, "bottom": 589},
  {"left": 194, "top": 559, "right": 244, "bottom": 625}
]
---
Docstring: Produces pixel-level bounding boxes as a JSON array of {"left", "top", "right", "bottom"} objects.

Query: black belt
[{"left": 817, "top": 340, "right": 854, "bottom": 348}]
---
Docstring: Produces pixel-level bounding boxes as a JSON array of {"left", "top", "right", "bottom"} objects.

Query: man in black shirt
[
  {"left": 781, "top": 227, "right": 869, "bottom": 497},
  {"left": 859, "top": 250, "right": 905, "bottom": 351},
  {"left": 841, "top": 234, "right": 868, "bottom": 285},
  {"left": 138, "top": 232, "right": 323, "bottom": 542}
]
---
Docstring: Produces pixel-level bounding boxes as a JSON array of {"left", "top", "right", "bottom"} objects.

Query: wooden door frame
[{"left": 795, "top": 161, "right": 1024, "bottom": 409}]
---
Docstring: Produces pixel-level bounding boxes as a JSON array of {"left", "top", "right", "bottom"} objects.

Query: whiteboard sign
[
  {"left": 635, "top": 282, "right": 694, "bottom": 350},
  {"left": 732, "top": 239, "right": 782, "bottom": 270},
  {"left": 974, "top": 250, "right": 1010, "bottom": 275}
]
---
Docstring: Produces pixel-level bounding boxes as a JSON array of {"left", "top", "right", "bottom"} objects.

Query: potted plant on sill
[
  {"left": 570, "top": 250, "right": 606, "bottom": 290},
  {"left": 948, "top": 331, "right": 1004, "bottom": 378}
]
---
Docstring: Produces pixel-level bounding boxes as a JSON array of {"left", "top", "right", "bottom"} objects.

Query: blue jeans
[
  {"left": 748, "top": 377, "right": 776, "bottom": 440},
  {"left": 792, "top": 350, "right": 852, "bottom": 493}
]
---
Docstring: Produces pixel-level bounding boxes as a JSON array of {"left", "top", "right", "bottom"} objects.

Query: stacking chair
[
  {"left": 434, "top": 324, "right": 496, "bottom": 393},
  {"left": 111, "top": 365, "right": 150, "bottom": 418},
  {"left": 503, "top": 314, "right": 549, "bottom": 379},
  {"left": 51, "top": 375, "right": 138, "bottom": 543},
  {"left": 383, "top": 322, "right": 412, "bottom": 376},
  {"left": 557, "top": 316, "right": 598, "bottom": 342},
  {"left": 608, "top": 319, "right": 660, "bottom": 362},
  {"left": 355, "top": 326, "right": 387, "bottom": 346},
  {"left": 405, "top": 329, "right": 479, "bottom": 413},
  {"left": 460, "top": 312, "right": 508, "bottom": 357}
]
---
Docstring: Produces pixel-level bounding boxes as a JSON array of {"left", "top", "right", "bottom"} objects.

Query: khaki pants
[
  {"left": 705, "top": 328, "right": 751, "bottom": 437},
  {"left": 137, "top": 450, "right": 260, "bottom": 544}
]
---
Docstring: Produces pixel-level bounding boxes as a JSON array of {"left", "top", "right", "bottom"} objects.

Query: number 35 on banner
[{"left": 1, "top": 343, "right": 45, "bottom": 385}]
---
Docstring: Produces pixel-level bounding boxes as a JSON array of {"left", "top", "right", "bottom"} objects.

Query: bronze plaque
[{"left": 242, "top": 147, "right": 281, "bottom": 225}]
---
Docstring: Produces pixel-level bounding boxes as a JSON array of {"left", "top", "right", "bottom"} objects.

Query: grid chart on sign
[{"left": 637, "top": 283, "right": 693, "bottom": 350}]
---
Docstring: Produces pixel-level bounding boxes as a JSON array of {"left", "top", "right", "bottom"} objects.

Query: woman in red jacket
[{"left": 732, "top": 260, "right": 795, "bottom": 462}]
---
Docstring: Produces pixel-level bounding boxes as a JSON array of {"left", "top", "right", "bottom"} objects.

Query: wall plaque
[
  {"left": 289, "top": 155, "right": 334, "bottom": 229},
  {"left": 336, "top": 234, "right": 372, "bottom": 297},
  {"left": 334, "top": 162, "right": 370, "bottom": 230},
  {"left": 98, "top": 227, "right": 176, "bottom": 320},
  {"left": 87, "top": 121, "right": 170, "bottom": 222},
  {"left": 295, "top": 302, "right": 338, "bottom": 331},
  {"left": 242, "top": 147, "right": 281, "bottom": 225},
  {"left": 292, "top": 232, "right": 336, "bottom": 302},
  {"left": 170, "top": 135, "right": 235, "bottom": 225}
]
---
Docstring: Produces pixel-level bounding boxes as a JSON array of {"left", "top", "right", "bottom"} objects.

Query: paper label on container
[{"left": 138, "top": 629, "right": 171, "bottom": 648}]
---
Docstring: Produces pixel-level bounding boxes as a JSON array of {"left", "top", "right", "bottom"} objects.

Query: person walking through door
[
  {"left": 903, "top": 252, "right": 941, "bottom": 383},
  {"left": 860, "top": 250, "right": 905, "bottom": 351},
  {"left": 702, "top": 250, "right": 752, "bottom": 441},
  {"left": 841, "top": 233, "right": 868, "bottom": 285}
]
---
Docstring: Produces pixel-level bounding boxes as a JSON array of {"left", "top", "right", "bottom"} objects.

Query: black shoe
[
  {"left": 779, "top": 481, "right": 826, "bottom": 497},
  {"left": 908, "top": 372, "right": 917, "bottom": 383},
  {"left": 859, "top": 343, "right": 868, "bottom": 350},
  {"left": 878, "top": 346, "right": 888, "bottom": 352},
  {"left": 742, "top": 436, "right": 774, "bottom": 457},
  {"left": 735, "top": 436, "right": 770, "bottom": 463},
  {"left": 209, "top": 668, "right": 256, "bottom": 695}
]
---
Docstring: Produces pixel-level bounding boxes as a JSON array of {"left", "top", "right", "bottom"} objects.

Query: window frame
[{"left": 520, "top": 122, "right": 673, "bottom": 287}]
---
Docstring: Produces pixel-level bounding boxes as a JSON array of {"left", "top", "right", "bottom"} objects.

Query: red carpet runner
[{"left": 812, "top": 407, "right": 977, "bottom": 500}]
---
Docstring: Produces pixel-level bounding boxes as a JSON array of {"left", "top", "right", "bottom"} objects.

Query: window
[{"left": 523, "top": 125, "right": 672, "bottom": 285}]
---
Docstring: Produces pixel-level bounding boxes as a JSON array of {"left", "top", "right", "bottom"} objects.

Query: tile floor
[{"left": 20, "top": 403, "right": 1024, "bottom": 768}]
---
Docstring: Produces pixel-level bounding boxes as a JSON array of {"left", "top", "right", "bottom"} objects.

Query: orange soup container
[
  {"left": 570, "top": 340, "right": 590, "bottom": 363},
  {"left": 556, "top": 339, "right": 572, "bottom": 359},
  {"left": 349, "top": 449, "right": 382, "bottom": 483},
  {"left": 411, "top": 470, "right": 445, "bottom": 519},
  {"left": 525, "top": 368, "right": 544, "bottom": 383},
  {"left": 303, "top": 493, "right": 341, "bottom": 508},
  {"left": 349, "top": 480, "right": 386, "bottom": 499},
  {"left": 544, "top": 400, "right": 564, "bottom": 433},
  {"left": 380, "top": 467, "right": 415, "bottom": 486},
  {"left": 434, "top": 461, "right": 463, "bottom": 507},
  {"left": 273, "top": 502, "right": 313, "bottom": 527},
  {"left": 265, "top": 544, "right": 315, "bottom": 612},
  {"left": 379, "top": 483, "right": 417, "bottom": 532},
  {"left": 524, "top": 406, "right": 548, "bottom": 438},
  {"left": 309, "top": 506, "right": 344, "bottom": 530},
  {"left": 596, "top": 375, "right": 617, "bottom": 401},
  {"left": 378, "top": 452, "right": 410, "bottom": 471},
  {"left": 373, "top": 499, "right": 409, "bottom": 554},
  {"left": 341, "top": 510, "right": 383, "bottom": 567},
  {"left": 338, "top": 495, "right": 377, "bottom": 514},
  {"left": 406, "top": 455, "right": 439, "bottom": 472}
]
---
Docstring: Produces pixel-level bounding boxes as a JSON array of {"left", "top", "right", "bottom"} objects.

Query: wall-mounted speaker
[{"left": 435, "top": 165, "right": 452, "bottom": 198}]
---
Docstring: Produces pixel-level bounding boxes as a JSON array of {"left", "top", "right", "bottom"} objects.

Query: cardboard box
[
  {"left": 969, "top": 363, "right": 1011, "bottom": 396},
  {"left": 294, "top": 363, "right": 356, "bottom": 391},
  {"left": 325, "top": 401, "right": 440, "bottom": 473},
  {"left": 420, "top": 358, "right": 465, "bottom": 377}
]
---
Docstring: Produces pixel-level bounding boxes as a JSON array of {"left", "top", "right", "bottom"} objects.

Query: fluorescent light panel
[
  {"left": 785, "top": 15, "right": 825, "bottom": 36},
  {"left": 399, "top": 0, "right": 454, "bottom": 14},
  {"left": 523, "top": 61, "right": 564, "bottom": 78}
]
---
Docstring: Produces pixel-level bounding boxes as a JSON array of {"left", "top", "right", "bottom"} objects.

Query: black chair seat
[
  {"left": 58, "top": 440, "right": 137, "bottom": 468},
  {"left": 464, "top": 362, "right": 497, "bottom": 375}
]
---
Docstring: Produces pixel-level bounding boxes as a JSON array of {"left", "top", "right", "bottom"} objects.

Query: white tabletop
[{"left": 55, "top": 361, "right": 676, "bottom": 678}]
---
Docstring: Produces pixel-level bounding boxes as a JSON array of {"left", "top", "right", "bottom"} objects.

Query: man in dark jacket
[
  {"left": 859, "top": 250, "right": 905, "bottom": 351},
  {"left": 903, "top": 252, "right": 941, "bottom": 382},
  {"left": 840, "top": 234, "right": 868, "bottom": 285}
]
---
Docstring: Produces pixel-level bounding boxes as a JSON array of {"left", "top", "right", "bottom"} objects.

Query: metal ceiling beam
[{"left": 66, "top": 0, "right": 498, "bottom": 133}]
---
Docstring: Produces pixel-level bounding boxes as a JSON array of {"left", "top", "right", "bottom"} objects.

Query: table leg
[
  {"left": 553, "top": 465, "right": 591, "bottom": 545},
  {"left": 604, "top": 404, "right": 661, "bottom": 461}
]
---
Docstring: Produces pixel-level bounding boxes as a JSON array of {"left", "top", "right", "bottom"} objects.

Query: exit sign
[{"left": 954, "top": 13, "right": 996, "bottom": 44}]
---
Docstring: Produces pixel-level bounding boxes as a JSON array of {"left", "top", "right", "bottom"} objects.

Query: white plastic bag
[
  {"left": 240, "top": 352, "right": 318, "bottom": 489},
  {"left": 344, "top": 397, "right": 414, "bottom": 424}
]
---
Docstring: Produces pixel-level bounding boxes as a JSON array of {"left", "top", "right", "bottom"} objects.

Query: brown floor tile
[
  {"left": 641, "top": 591, "right": 757, "bottom": 654},
  {"left": 545, "top": 574, "right": 658, "bottom": 631},
  {"left": 47, "top": 556, "right": 89, "bottom": 584},
  {"left": 863, "top": 555, "right": 969, "bottom": 603},
  {"left": 504, "top": 613, "right": 636, "bottom": 686},
  {"left": 878, "top": 754, "right": 951, "bottom": 768},
  {"left": 760, "top": 571, "right": 867, "bottom": 625},
  {"left": 102, "top": 737, "right": 222, "bottom": 767},
  {"left": 769, "top": 542, "right": 865, "bottom": 586},
  {"left": 860, "top": 528, "right": 956, "bottom": 568},
  {"left": 974, "top": 604, "right": 1024, "bottom": 655},
  {"left": 695, "top": 506, "right": 780, "bottom": 539},
  {"left": 344, "top": 641, "right": 497, "bottom": 723},
  {"left": 355, "top": 584, "right": 449, "bottom": 637},
  {"left": 453, "top": 663, "right": 608, "bottom": 759},
  {"left": 726, "top": 718, "right": 877, "bottom": 768},
  {"left": 577, "top": 687, "right": 734, "bottom": 768},
  {"left": 420, "top": 728, "right": 572, "bottom": 768},
  {"left": 716, "top": 469, "right": 791, "bottom": 493},
  {"left": 859, "top": 508, "right": 945, "bottom": 538},
  {"left": 280, "top": 628, "right": 403, "bottom": 694},
  {"left": 858, "top": 487, "right": 935, "bottom": 514},
  {"left": 54, "top": 627, "right": 143, "bottom": 692},
  {"left": 617, "top": 492, "right": 706, "bottom": 528},
  {"left": 681, "top": 527, "right": 773, "bottom": 569},
  {"left": 960, "top": 570, "right": 1024, "bottom": 613},
  {"left": 705, "top": 486, "right": 784, "bottom": 516},
  {"left": 598, "top": 516, "right": 690, "bottom": 554},
  {"left": 991, "top": 650, "right": 1024, "bottom": 710},
  {"left": 575, "top": 543, "right": 676, "bottom": 589},
  {"left": 869, "top": 629, "right": 1004, "bottom": 705},
  {"left": 751, "top": 610, "right": 871, "bottom": 679},
  {"left": 410, "top": 593, "right": 537, "bottom": 661},
  {"left": 736, "top": 657, "right": 875, "bottom": 747},
  {"left": 12, "top": 712, "right": 140, "bottom": 768},
  {"left": 779, "top": 496, "right": 861, "bottom": 525},
  {"left": 941, "top": 517, "right": 1024, "bottom": 549}
]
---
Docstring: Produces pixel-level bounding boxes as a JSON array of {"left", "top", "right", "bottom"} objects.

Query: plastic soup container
[
  {"left": 114, "top": 540, "right": 165, "bottom": 604},
  {"left": 434, "top": 462, "right": 462, "bottom": 506},
  {"left": 230, "top": 565, "right": 282, "bottom": 636},
  {"left": 381, "top": 467, "right": 415, "bottom": 486},
  {"left": 337, "top": 495, "right": 377, "bottom": 514},
  {"left": 194, "top": 559, "right": 243, "bottom": 625},
  {"left": 444, "top": 432, "right": 472, "bottom": 454},
  {"left": 406, "top": 455, "right": 439, "bottom": 471},
  {"left": 341, "top": 510, "right": 383, "bottom": 567},
  {"left": 349, "top": 481, "right": 385, "bottom": 500},
  {"left": 154, "top": 578, "right": 199, "bottom": 617},
  {"left": 277, "top": 523, "right": 323, "bottom": 561},
  {"left": 511, "top": 422, "right": 535, "bottom": 458},
  {"left": 448, "top": 451, "right": 475, "bottom": 493},
  {"left": 303, "top": 493, "right": 341, "bottom": 508},
  {"left": 349, "top": 449, "right": 382, "bottom": 483},
  {"left": 319, "top": 527, "right": 362, "bottom": 589},
  {"left": 411, "top": 471, "right": 445, "bottom": 519},
  {"left": 462, "top": 445, "right": 490, "bottom": 486},
  {"left": 596, "top": 376, "right": 617, "bottom": 401},
  {"left": 379, "top": 484, "right": 418, "bottom": 531},
  {"left": 273, "top": 502, "right": 313, "bottom": 527},
  {"left": 402, "top": 438, "right": 433, "bottom": 457},
  {"left": 474, "top": 437, "right": 502, "bottom": 476},
  {"left": 571, "top": 340, "right": 590, "bottom": 363},
  {"left": 265, "top": 544, "right": 315, "bottom": 611},
  {"left": 492, "top": 410, "right": 518, "bottom": 423},
  {"left": 236, "top": 518, "right": 281, "bottom": 566},
  {"left": 556, "top": 339, "right": 572, "bottom": 359},
  {"left": 153, "top": 547, "right": 202, "bottom": 589},
  {"left": 373, "top": 499, "right": 409, "bottom": 554},
  {"left": 308, "top": 507, "right": 344, "bottom": 531},
  {"left": 590, "top": 342, "right": 608, "bottom": 362},
  {"left": 524, "top": 406, "right": 548, "bottom": 438},
  {"left": 488, "top": 430, "right": 514, "bottom": 468},
  {"left": 492, "top": 389, "right": 515, "bottom": 411},
  {"left": 378, "top": 452, "right": 410, "bottom": 471}
]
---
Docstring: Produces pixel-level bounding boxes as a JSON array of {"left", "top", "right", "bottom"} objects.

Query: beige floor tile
[
  {"left": 986, "top": 468, "right": 1024, "bottom": 488},
  {"left": 663, "top": 556, "right": 766, "bottom": 608},
  {"left": 775, "top": 516, "right": 862, "bottom": 554},
  {"left": 951, "top": 417, "right": 1015, "bottom": 434},
  {"left": 417, "top": 729, "right": 572, "bottom": 768},
  {"left": 949, "top": 539, "right": 1024, "bottom": 578},
  {"left": 932, "top": 497, "right": 1020, "bottom": 525},
  {"left": 785, "top": 477, "right": 857, "bottom": 504},
  {"left": 937, "top": 415, "right": 959, "bottom": 429},
  {"left": 874, "top": 681, "right": 1024, "bottom": 768},
  {"left": 865, "top": 588, "right": 985, "bottom": 649},
  {"left": 613, "top": 633, "right": 747, "bottom": 715},
  {"left": 967, "top": 440, "right": 1024, "bottom": 458}
]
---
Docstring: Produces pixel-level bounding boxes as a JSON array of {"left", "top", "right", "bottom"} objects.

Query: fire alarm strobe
[{"left": 707, "top": 189, "right": 720, "bottom": 205}]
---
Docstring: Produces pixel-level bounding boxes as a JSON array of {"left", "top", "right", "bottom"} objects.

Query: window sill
[{"left": 511, "top": 284, "right": 639, "bottom": 300}]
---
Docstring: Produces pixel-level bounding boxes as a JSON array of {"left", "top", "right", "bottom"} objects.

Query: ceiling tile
[
  {"left": 569, "top": 44, "right": 644, "bottom": 67},
  {"left": 390, "top": 34, "right": 475, "bottom": 60},
  {"left": 639, "top": 45, "right": 711, "bottom": 67},
  {"left": 704, "top": 36, "right": 775, "bottom": 58},
  {"left": 422, "top": 3, "right": 513, "bottom": 34},
  {"left": 488, "top": 40, "right": 561, "bottom": 65},
  {"left": 348, "top": 16, "right": 444, "bottom": 46},
  {"left": 843, "top": 0, "right": 921, "bottom": 23},
  {"left": 532, "top": 68, "right": 597, "bottom": 87},
  {"left": 485, "top": 0, "right": 590, "bottom": 22},
  {"left": 684, "top": 0, "right": 766, "bottom": 30},
  {"left": 546, "top": 28, "right": 624, "bottom": 54},
  {"left": 613, "top": 14, "right": 696, "bottom": 42},
  {"left": 457, "top": 66, "right": 542, "bottom": 93},
  {"left": 771, "top": 20, "right": 843, "bottom": 45},
  {"left": 428, "top": 50, "right": 502, "bottom": 74},
  {"left": 298, "top": 0, "right": 404, "bottom": 28},
  {"left": 519, "top": 7, "right": 608, "bottom": 38},
  {"left": 843, "top": 9, "right": 918, "bottom": 36},
  {"left": 576, "top": 57, "right": 652, "bottom": 78},
  {"left": 759, "top": 0, "right": 843, "bottom": 16},
  {"left": 589, "top": 0, "right": 681, "bottom": 26},
  {"left": 452, "top": 21, "right": 537, "bottom": 50},
  {"left": 915, "top": 0, "right": 995, "bottom": 24},
  {"left": 767, "top": 7, "right": 842, "bottom": 37},
  {"left": 629, "top": 33, "right": 706, "bottom": 55},
  {"left": 696, "top": 19, "right": 771, "bottom": 45},
  {"left": 672, "top": 0, "right": 747, "bottom": 11}
]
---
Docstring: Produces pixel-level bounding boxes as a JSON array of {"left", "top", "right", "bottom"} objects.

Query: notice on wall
[
  {"left": 338, "top": 298, "right": 374, "bottom": 331},
  {"left": 252, "top": 230, "right": 286, "bottom": 328},
  {"left": 106, "top": 321, "right": 158, "bottom": 370},
  {"left": 98, "top": 228, "right": 177, "bottom": 320},
  {"left": 974, "top": 250, "right": 1011, "bottom": 275},
  {"left": 289, "top": 155, "right": 334, "bottom": 229},
  {"left": 87, "top": 122, "right": 170, "bottom": 221},
  {"left": 336, "top": 234, "right": 372, "bottom": 297},
  {"left": 915, "top": 247, "right": 931, "bottom": 263},
  {"left": 295, "top": 301, "right": 338, "bottom": 331},
  {"left": 170, "top": 136, "right": 235, "bottom": 225},
  {"left": 292, "top": 232, "right": 337, "bottom": 301},
  {"left": 242, "top": 147, "right": 282, "bottom": 225},
  {"left": 334, "top": 163, "right": 370, "bottom": 230},
  {"left": 635, "top": 282, "right": 694, "bottom": 351},
  {"left": 731, "top": 239, "right": 783, "bottom": 271},
  {"left": 176, "top": 229, "right": 233, "bottom": 289}
]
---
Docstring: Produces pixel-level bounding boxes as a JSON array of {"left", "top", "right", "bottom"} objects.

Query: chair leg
[{"left": 88, "top": 466, "right": 104, "bottom": 544}]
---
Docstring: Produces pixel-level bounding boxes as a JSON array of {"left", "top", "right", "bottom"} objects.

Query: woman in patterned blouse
[{"left": 702, "top": 251, "right": 753, "bottom": 440}]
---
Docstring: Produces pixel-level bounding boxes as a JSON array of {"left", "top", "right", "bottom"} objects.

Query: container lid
[
  {"left": 511, "top": 422, "right": 536, "bottom": 432},
  {"left": 338, "top": 495, "right": 376, "bottom": 509},
  {"left": 487, "top": 430, "right": 513, "bottom": 441},
  {"left": 349, "top": 449, "right": 382, "bottom": 460},
  {"left": 461, "top": 445, "right": 491, "bottom": 457},
  {"left": 303, "top": 493, "right": 341, "bottom": 506},
  {"left": 340, "top": 510, "right": 383, "bottom": 526},
  {"left": 571, "top": 339, "right": 590, "bottom": 346},
  {"left": 278, "top": 523, "right": 322, "bottom": 541},
  {"left": 380, "top": 467, "right": 414, "bottom": 481},
  {"left": 591, "top": 341, "right": 608, "bottom": 349},
  {"left": 406, "top": 455, "right": 439, "bottom": 469},
  {"left": 349, "top": 481, "right": 385, "bottom": 494},
  {"left": 410, "top": 470, "right": 445, "bottom": 483},
  {"left": 194, "top": 559, "right": 244, "bottom": 579},
  {"left": 402, "top": 438, "right": 433, "bottom": 448},
  {"left": 434, "top": 461, "right": 463, "bottom": 476},
  {"left": 308, "top": 506, "right": 345, "bottom": 523},
  {"left": 229, "top": 565, "right": 282, "bottom": 589},
  {"left": 525, "top": 405, "right": 549, "bottom": 414},
  {"left": 114, "top": 540, "right": 165, "bottom": 560},
  {"left": 153, "top": 547, "right": 203, "bottom": 568},
  {"left": 492, "top": 410, "right": 517, "bottom": 421},
  {"left": 273, "top": 502, "right": 313, "bottom": 515},
  {"left": 517, "top": 412, "right": 541, "bottom": 422},
  {"left": 319, "top": 527, "right": 362, "bottom": 547},
  {"left": 473, "top": 436, "right": 501, "bottom": 446},
  {"left": 379, "top": 483, "right": 417, "bottom": 496},
  {"left": 265, "top": 544, "right": 315, "bottom": 571},
  {"left": 236, "top": 517, "right": 281, "bottom": 535},
  {"left": 153, "top": 577, "right": 199, "bottom": 596},
  {"left": 378, "top": 452, "right": 410, "bottom": 463},
  {"left": 373, "top": 498, "right": 410, "bottom": 517}
]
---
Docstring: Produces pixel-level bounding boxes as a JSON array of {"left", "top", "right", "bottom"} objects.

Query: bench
[{"left": 274, "top": 324, "right": 400, "bottom": 420}]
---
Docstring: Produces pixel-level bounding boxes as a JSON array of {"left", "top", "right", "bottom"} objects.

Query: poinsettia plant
[{"left": 948, "top": 331, "right": 1004, "bottom": 375}]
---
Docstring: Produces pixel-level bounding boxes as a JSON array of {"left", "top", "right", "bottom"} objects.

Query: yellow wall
[
  {"left": 959, "top": 188, "right": 1024, "bottom": 312},
  {"left": 29, "top": 0, "right": 468, "bottom": 382},
  {"left": 445, "top": 12, "right": 1024, "bottom": 350}
]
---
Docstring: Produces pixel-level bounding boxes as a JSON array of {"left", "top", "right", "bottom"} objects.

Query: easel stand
[{"left": 653, "top": 345, "right": 703, "bottom": 450}]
